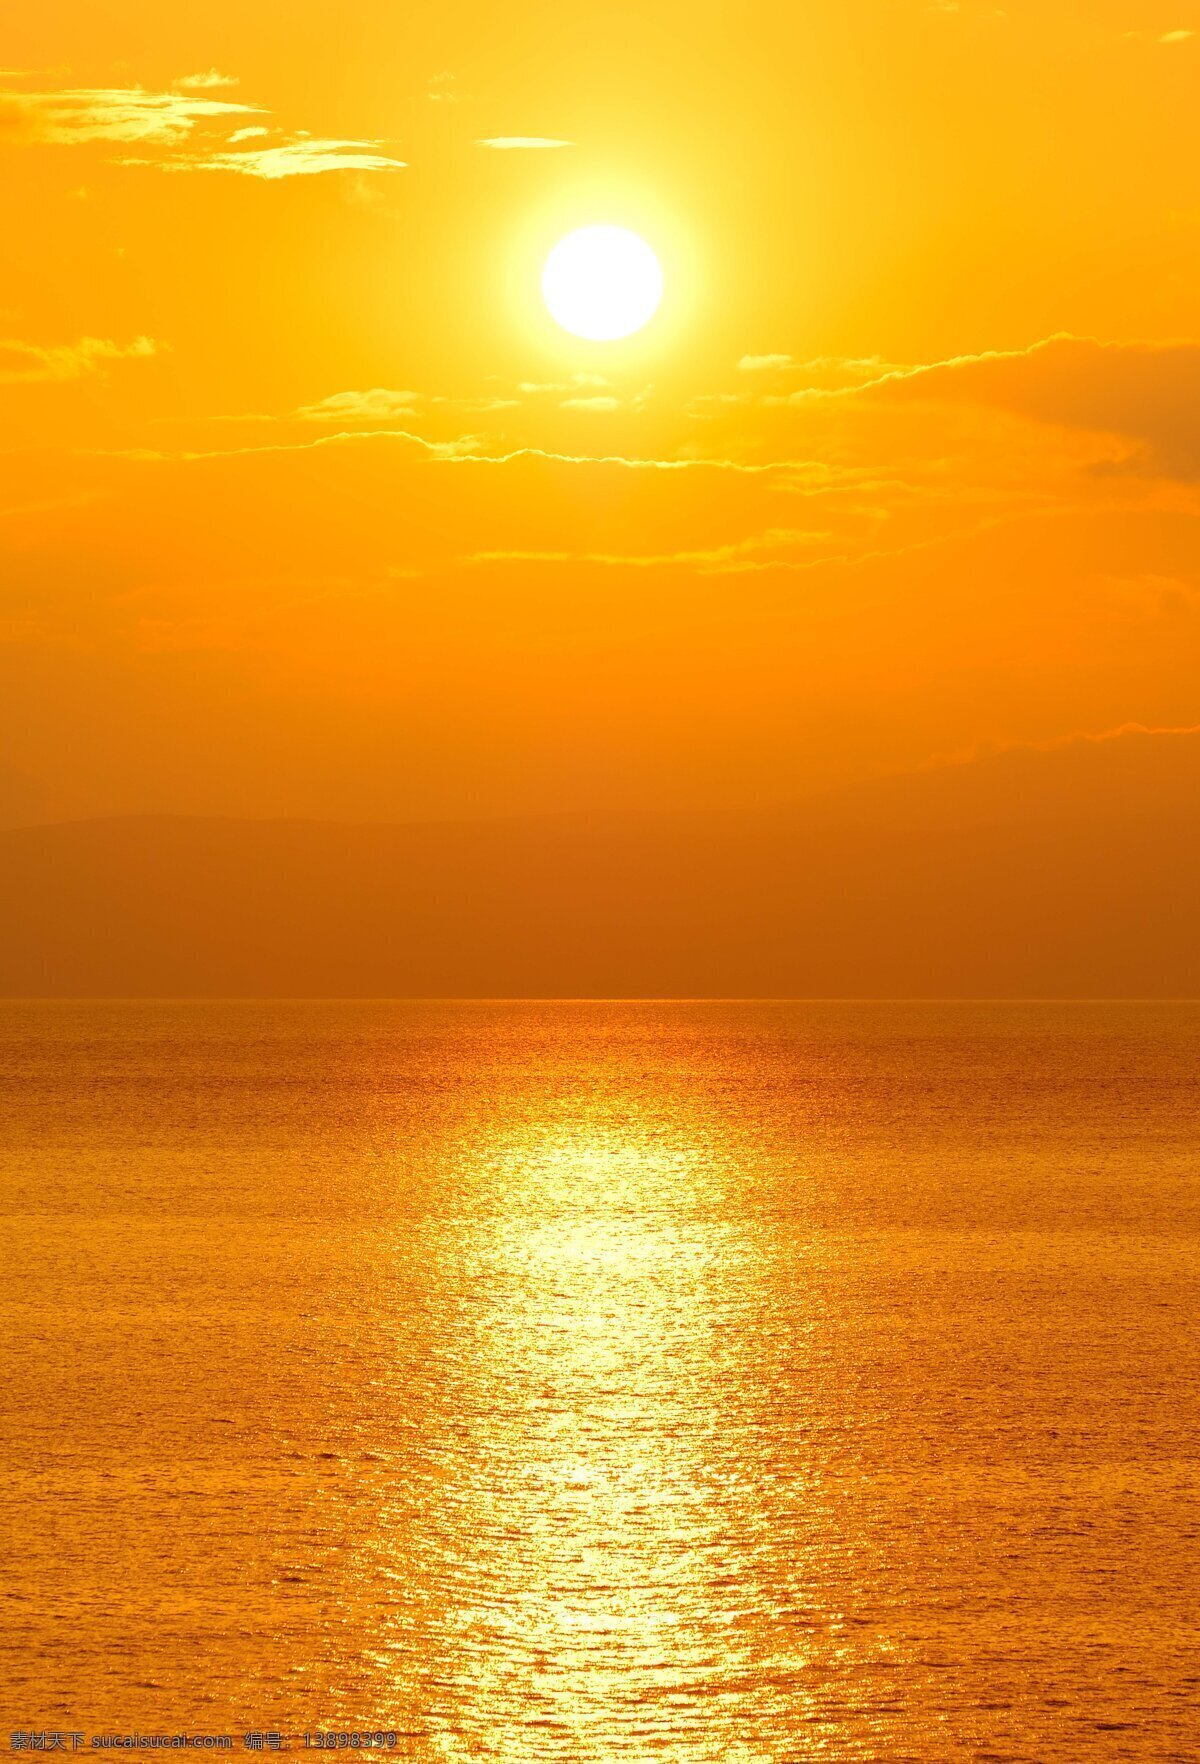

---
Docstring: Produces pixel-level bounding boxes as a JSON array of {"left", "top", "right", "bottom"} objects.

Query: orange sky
[{"left": 3, "top": 0, "right": 1200, "bottom": 826}]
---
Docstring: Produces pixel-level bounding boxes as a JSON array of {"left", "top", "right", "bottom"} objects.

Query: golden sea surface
[{"left": 1, "top": 1001, "right": 1198, "bottom": 1761}]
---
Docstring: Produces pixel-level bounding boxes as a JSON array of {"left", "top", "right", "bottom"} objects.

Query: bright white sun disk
[{"left": 542, "top": 226, "right": 663, "bottom": 341}]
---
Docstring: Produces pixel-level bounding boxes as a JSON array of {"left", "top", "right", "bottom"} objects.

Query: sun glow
[{"left": 541, "top": 226, "right": 663, "bottom": 341}]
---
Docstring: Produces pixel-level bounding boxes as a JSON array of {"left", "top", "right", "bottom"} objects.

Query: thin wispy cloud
[
  {"left": 122, "top": 138, "right": 407, "bottom": 179},
  {"left": 470, "top": 527, "right": 832, "bottom": 573},
  {"left": 295, "top": 389, "right": 421, "bottom": 422},
  {"left": 694, "top": 354, "right": 902, "bottom": 410},
  {"left": 928, "top": 1, "right": 1007, "bottom": 15},
  {"left": 737, "top": 353, "right": 895, "bottom": 380},
  {"left": 109, "top": 429, "right": 804, "bottom": 476},
  {"left": 519, "top": 373, "right": 610, "bottom": 394},
  {"left": 0, "top": 77, "right": 403, "bottom": 179},
  {"left": 0, "top": 83, "right": 257, "bottom": 144},
  {"left": 0, "top": 334, "right": 158, "bottom": 383},
  {"left": 217, "top": 387, "right": 520, "bottom": 426},
  {"left": 174, "top": 70, "right": 241, "bottom": 91},
  {"left": 475, "top": 136, "right": 573, "bottom": 149}
]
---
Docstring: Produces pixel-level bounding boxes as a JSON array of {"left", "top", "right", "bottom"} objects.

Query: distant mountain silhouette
[{"left": 3, "top": 726, "right": 1199, "bottom": 996}]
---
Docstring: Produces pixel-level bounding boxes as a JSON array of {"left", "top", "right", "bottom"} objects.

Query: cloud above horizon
[
  {"left": 0, "top": 77, "right": 403, "bottom": 178},
  {"left": 295, "top": 388, "right": 422, "bottom": 422},
  {"left": 0, "top": 334, "right": 159, "bottom": 382},
  {"left": 174, "top": 70, "right": 241, "bottom": 91},
  {"left": 0, "top": 84, "right": 258, "bottom": 144},
  {"left": 121, "top": 137, "right": 407, "bottom": 178},
  {"left": 1123, "top": 28, "right": 1194, "bottom": 43},
  {"left": 475, "top": 136, "right": 574, "bottom": 149},
  {"left": 861, "top": 335, "right": 1200, "bottom": 479}
]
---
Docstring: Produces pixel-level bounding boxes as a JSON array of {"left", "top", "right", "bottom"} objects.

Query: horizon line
[{"left": 3, "top": 996, "right": 1199, "bottom": 1006}]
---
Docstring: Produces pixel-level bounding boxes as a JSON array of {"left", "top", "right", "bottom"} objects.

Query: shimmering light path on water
[{"left": 1, "top": 1003, "right": 1198, "bottom": 1760}]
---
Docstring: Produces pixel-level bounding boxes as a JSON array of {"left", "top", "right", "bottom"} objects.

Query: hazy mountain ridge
[{"left": 2, "top": 727, "right": 1198, "bottom": 996}]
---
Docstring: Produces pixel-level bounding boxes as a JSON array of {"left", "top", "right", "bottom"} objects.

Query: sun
[{"left": 542, "top": 226, "right": 663, "bottom": 341}]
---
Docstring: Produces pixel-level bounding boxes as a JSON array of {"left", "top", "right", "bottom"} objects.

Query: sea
[{"left": 1, "top": 1001, "right": 1197, "bottom": 1761}]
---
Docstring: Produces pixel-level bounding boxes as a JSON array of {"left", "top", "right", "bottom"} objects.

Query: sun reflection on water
[{"left": 392, "top": 1106, "right": 825, "bottom": 1761}]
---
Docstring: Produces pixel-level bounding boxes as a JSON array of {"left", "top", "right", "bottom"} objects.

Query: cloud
[
  {"left": 693, "top": 355, "right": 900, "bottom": 413},
  {"left": 174, "top": 70, "right": 240, "bottom": 90},
  {"left": 560, "top": 395, "right": 621, "bottom": 412},
  {"left": 156, "top": 428, "right": 490, "bottom": 463},
  {"left": 0, "top": 78, "right": 401, "bottom": 179},
  {"left": 295, "top": 389, "right": 421, "bottom": 422},
  {"left": 427, "top": 73, "right": 458, "bottom": 103},
  {"left": 0, "top": 334, "right": 158, "bottom": 383},
  {"left": 475, "top": 136, "right": 573, "bottom": 149},
  {"left": 928, "top": 1, "right": 1007, "bottom": 14},
  {"left": 1123, "top": 27, "right": 1194, "bottom": 41},
  {"left": 104, "top": 427, "right": 802, "bottom": 476},
  {"left": 861, "top": 334, "right": 1200, "bottom": 477},
  {"left": 470, "top": 526, "right": 832, "bottom": 573},
  {"left": 0, "top": 84, "right": 257, "bottom": 144},
  {"left": 122, "top": 138, "right": 407, "bottom": 178},
  {"left": 519, "top": 374, "right": 610, "bottom": 395}
]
